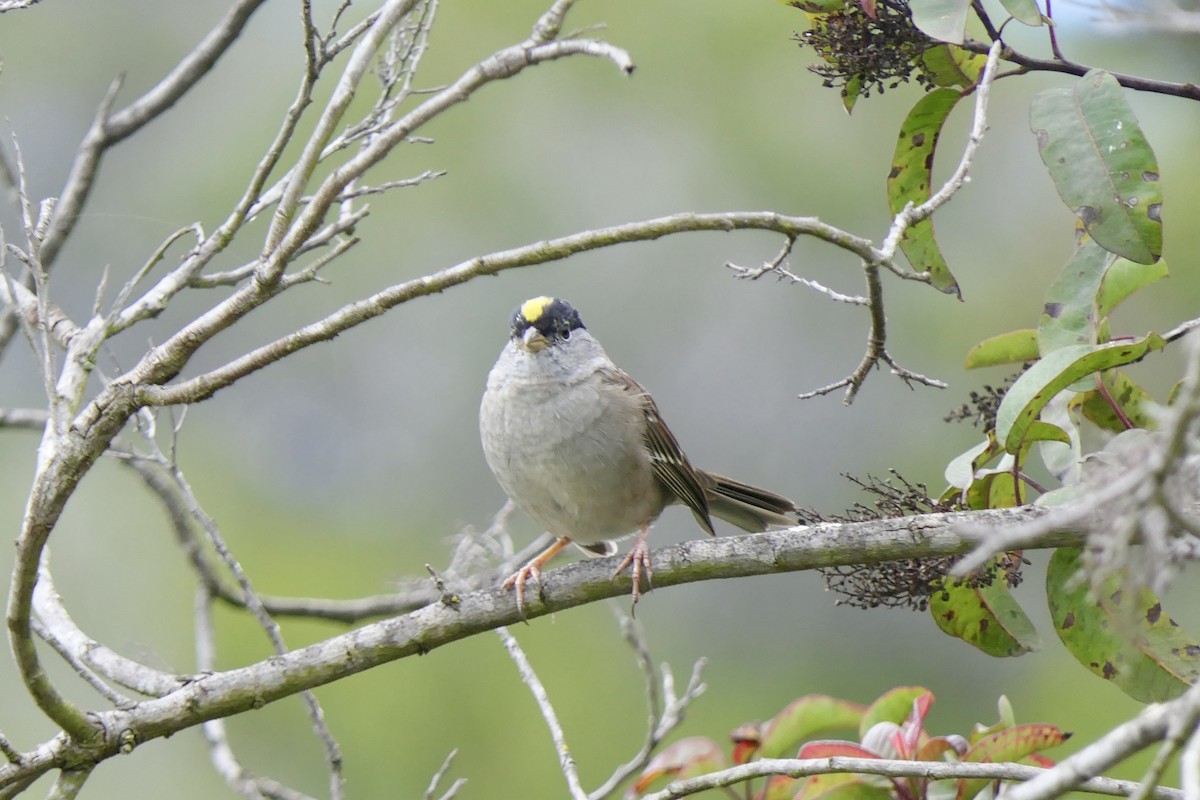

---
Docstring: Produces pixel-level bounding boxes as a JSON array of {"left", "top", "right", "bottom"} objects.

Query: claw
[
  {"left": 612, "top": 523, "right": 652, "bottom": 609},
  {"left": 502, "top": 536, "right": 571, "bottom": 620}
]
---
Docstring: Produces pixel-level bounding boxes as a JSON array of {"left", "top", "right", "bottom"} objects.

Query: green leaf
[
  {"left": 957, "top": 724, "right": 1068, "bottom": 799},
  {"left": 1075, "top": 370, "right": 1156, "bottom": 433},
  {"left": 994, "top": 335, "right": 1166, "bottom": 453},
  {"left": 1047, "top": 547, "right": 1200, "bottom": 703},
  {"left": 964, "top": 329, "right": 1038, "bottom": 369},
  {"left": 759, "top": 695, "right": 867, "bottom": 758},
  {"left": 944, "top": 436, "right": 1002, "bottom": 492},
  {"left": 907, "top": 0, "right": 971, "bottom": 42},
  {"left": 1030, "top": 70, "right": 1163, "bottom": 264},
  {"left": 964, "top": 469, "right": 1018, "bottom": 510},
  {"left": 842, "top": 73, "right": 864, "bottom": 114},
  {"left": 887, "top": 88, "right": 965, "bottom": 296},
  {"left": 1024, "top": 420, "right": 1070, "bottom": 445},
  {"left": 1096, "top": 254, "right": 1168, "bottom": 321},
  {"left": 931, "top": 567, "right": 1042, "bottom": 657},
  {"left": 858, "top": 687, "right": 931, "bottom": 739},
  {"left": 997, "top": 0, "right": 1044, "bottom": 25},
  {"left": 963, "top": 723, "right": 1068, "bottom": 762},
  {"left": 920, "top": 45, "right": 987, "bottom": 88},
  {"left": 1038, "top": 239, "right": 1116, "bottom": 356}
]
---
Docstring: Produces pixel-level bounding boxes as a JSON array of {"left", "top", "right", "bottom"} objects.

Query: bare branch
[
  {"left": 589, "top": 611, "right": 706, "bottom": 800},
  {"left": 0, "top": 0, "right": 45, "bottom": 11},
  {"left": 0, "top": 408, "right": 48, "bottom": 430},
  {"left": 44, "top": 765, "right": 94, "bottom": 800},
  {"left": 878, "top": 41, "right": 1004, "bottom": 263},
  {"left": 32, "top": 559, "right": 184, "bottom": 698},
  {"left": 38, "top": 0, "right": 270, "bottom": 269},
  {"left": 959, "top": 38, "right": 1200, "bottom": 102},
  {"left": 1003, "top": 683, "right": 1200, "bottom": 800},
  {"left": 423, "top": 749, "right": 466, "bottom": 800},
  {"left": 195, "top": 587, "right": 320, "bottom": 800},
  {"left": 138, "top": 211, "right": 873, "bottom": 406},
  {"left": 637, "top": 756, "right": 1180, "bottom": 800},
  {"left": 0, "top": 505, "right": 1086, "bottom": 792},
  {"left": 497, "top": 627, "right": 588, "bottom": 800}
]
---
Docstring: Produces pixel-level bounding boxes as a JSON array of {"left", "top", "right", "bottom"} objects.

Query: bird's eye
[{"left": 559, "top": 326, "right": 571, "bottom": 340}]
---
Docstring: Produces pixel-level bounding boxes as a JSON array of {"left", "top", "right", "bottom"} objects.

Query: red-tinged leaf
[
  {"left": 859, "top": 0, "right": 877, "bottom": 17},
  {"left": 797, "top": 773, "right": 895, "bottom": 800},
  {"left": 957, "top": 724, "right": 1070, "bottom": 800},
  {"left": 859, "top": 687, "right": 933, "bottom": 739},
  {"left": 964, "top": 723, "right": 1069, "bottom": 763},
  {"left": 915, "top": 736, "right": 959, "bottom": 762},
  {"left": 633, "top": 737, "right": 726, "bottom": 795},
  {"left": 798, "top": 740, "right": 881, "bottom": 760},
  {"left": 1028, "top": 753, "right": 1057, "bottom": 768},
  {"left": 897, "top": 692, "right": 934, "bottom": 756},
  {"left": 731, "top": 722, "right": 762, "bottom": 765},
  {"left": 760, "top": 695, "right": 867, "bottom": 759}
]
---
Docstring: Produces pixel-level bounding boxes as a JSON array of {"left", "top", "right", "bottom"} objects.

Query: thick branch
[{"left": 0, "top": 506, "right": 1080, "bottom": 789}]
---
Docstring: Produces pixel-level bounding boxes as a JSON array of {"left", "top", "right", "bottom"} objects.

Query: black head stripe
[{"left": 511, "top": 297, "right": 586, "bottom": 341}]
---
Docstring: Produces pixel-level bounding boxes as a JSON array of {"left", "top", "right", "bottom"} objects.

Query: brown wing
[{"left": 600, "top": 367, "right": 716, "bottom": 535}]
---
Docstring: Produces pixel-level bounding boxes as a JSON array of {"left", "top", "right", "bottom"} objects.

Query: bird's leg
[
  {"left": 613, "top": 522, "right": 653, "bottom": 606},
  {"left": 502, "top": 536, "right": 572, "bottom": 618}
]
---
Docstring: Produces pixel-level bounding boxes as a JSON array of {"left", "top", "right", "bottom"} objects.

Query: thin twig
[
  {"left": 423, "top": 749, "right": 466, "bottom": 800},
  {"left": 958, "top": 38, "right": 1200, "bottom": 101},
  {"left": 496, "top": 628, "right": 588, "bottom": 800},
  {"left": 589, "top": 610, "right": 707, "bottom": 800},
  {"left": 38, "top": 0, "right": 270, "bottom": 269},
  {"left": 195, "top": 586, "right": 320, "bottom": 800}
]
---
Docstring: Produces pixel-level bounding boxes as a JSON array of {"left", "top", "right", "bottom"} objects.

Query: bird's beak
[{"left": 519, "top": 327, "right": 549, "bottom": 353}]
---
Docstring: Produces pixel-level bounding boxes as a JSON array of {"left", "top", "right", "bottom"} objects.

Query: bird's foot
[
  {"left": 501, "top": 563, "right": 542, "bottom": 621},
  {"left": 612, "top": 524, "right": 652, "bottom": 609},
  {"left": 501, "top": 536, "right": 571, "bottom": 621}
]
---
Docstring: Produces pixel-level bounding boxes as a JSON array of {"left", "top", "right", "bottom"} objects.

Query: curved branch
[
  {"left": 138, "top": 211, "right": 871, "bottom": 406},
  {"left": 0, "top": 506, "right": 1079, "bottom": 790}
]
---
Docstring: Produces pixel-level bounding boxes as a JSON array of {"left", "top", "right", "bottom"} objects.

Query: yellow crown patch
[{"left": 520, "top": 296, "right": 555, "bottom": 323}]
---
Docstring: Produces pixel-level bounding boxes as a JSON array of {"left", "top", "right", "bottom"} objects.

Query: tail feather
[{"left": 702, "top": 471, "right": 798, "bottom": 533}]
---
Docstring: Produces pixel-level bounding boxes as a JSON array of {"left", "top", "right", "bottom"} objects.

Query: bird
[{"left": 479, "top": 296, "right": 797, "bottom": 614}]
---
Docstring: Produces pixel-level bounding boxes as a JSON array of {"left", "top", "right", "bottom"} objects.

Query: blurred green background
[{"left": 0, "top": 0, "right": 1198, "bottom": 796}]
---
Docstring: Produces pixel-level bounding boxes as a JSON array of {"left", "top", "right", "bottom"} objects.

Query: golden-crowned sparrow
[{"left": 480, "top": 296, "right": 797, "bottom": 613}]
